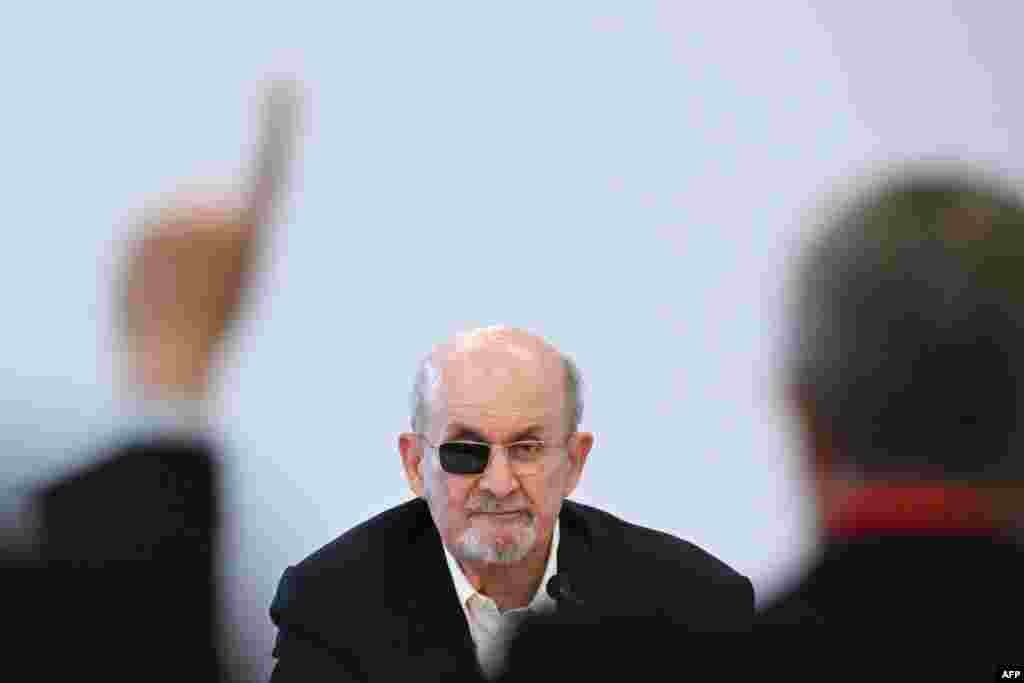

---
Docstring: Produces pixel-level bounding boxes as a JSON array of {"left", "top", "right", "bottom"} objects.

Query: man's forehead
[
  {"left": 444, "top": 350, "right": 559, "bottom": 382},
  {"left": 440, "top": 356, "right": 564, "bottom": 412},
  {"left": 434, "top": 328, "right": 564, "bottom": 382},
  {"left": 431, "top": 386, "right": 565, "bottom": 441},
  {"left": 426, "top": 328, "right": 568, "bottom": 432},
  {"left": 441, "top": 407, "right": 562, "bottom": 439}
]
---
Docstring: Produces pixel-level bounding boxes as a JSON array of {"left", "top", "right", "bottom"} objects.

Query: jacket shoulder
[
  {"left": 568, "top": 501, "right": 744, "bottom": 575},
  {"left": 300, "top": 498, "right": 430, "bottom": 572},
  {"left": 270, "top": 498, "right": 432, "bottom": 625},
  {"left": 562, "top": 501, "right": 753, "bottom": 629}
]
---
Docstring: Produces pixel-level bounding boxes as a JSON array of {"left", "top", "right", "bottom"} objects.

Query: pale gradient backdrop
[{"left": 2, "top": 3, "right": 1023, "bottom": 680}]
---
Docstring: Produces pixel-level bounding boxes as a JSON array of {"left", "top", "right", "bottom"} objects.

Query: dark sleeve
[
  {"left": 500, "top": 613, "right": 687, "bottom": 681},
  {"left": 38, "top": 435, "right": 218, "bottom": 566},
  {"left": 35, "top": 435, "right": 224, "bottom": 680},
  {"left": 661, "top": 572, "right": 755, "bottom": 631},
  {"left": 756, "top": 595, "right": 826, "bottom": 626},
  {"left": 500, "top": 574, "right": 755, "bottom": 681},
  {"left": 269, "top": 566, "right": 367, "bottom": 683},
  {"left": 656, "top": 547, "right": 756, "bottom": 632},
  {"left": 700, "top": 573, "right": 755, "bottom": 632}
]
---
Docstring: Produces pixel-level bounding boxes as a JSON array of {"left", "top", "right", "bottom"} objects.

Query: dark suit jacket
[
  {"left": 753, "top": 532, "right": 1024, "bottom": 677},
  {"left": 269, "top": 497, "right": 754, "bottom": 682},
  {"left": 756, "top": 532, "right": 1024, "bottom": 631},
  {"left": 6, "top": 436, "right": 224, "bottom": 681}
]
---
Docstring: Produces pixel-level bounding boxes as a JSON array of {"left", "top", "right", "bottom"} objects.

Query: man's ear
[
  {"left": 789, "top": 384, "right": 868, "bottom": 531},
  {"left": 398, "top": 432, "right": 426, "bottom": 497},
  {"left": 562, "top": 431, "right": 593, "bottom": 497},
  {"left": 788, "top": 384, "right": 836, "bottom": 482}
]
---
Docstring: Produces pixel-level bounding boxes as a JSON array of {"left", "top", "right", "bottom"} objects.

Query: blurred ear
[
  {"left": 788, "top": 383, "right": 837, "bottom": 482},
  {"left": 790, "top": 384, "right": 871, "bottom": 531},
  {"left": 398, "top": 432, "right": 426, "bottom": 497},
  {"left": 562, "top": 431, "right": 593, "bottom": 497}
]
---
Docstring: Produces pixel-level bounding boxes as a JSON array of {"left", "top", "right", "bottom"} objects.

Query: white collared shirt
[{"left": 442, "top": 520, "right": 560, "bottom": 679}]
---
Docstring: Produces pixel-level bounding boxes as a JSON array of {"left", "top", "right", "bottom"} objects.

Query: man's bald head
[
  {"left": 409, "top": 326, "right": 584, "bottom": 437},
  {"left": 399, "top": 326, "right": 594, "bottom": 573}
]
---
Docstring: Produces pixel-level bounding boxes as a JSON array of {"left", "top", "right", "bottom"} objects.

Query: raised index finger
[{"left": 244, "top": 78, "right": 303, "bottom": 232}]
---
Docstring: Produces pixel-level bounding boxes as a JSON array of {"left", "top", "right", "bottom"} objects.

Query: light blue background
[{"left": 3, "top": 3, "right": 1022, "bottom": 679}]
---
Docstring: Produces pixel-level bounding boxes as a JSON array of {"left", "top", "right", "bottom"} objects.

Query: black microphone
[{"left": 545, "top": 573, "right": 585, "bottom": 608}]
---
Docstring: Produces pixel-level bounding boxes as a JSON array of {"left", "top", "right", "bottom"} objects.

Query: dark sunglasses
[{"left": 419, "top": 436, "right": 567, "bottom": 475}]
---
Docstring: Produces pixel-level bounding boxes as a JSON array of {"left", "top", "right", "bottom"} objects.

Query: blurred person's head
[
  {"left": 786, "top": 162, "right": 1024, "bottom": 529},
  {"left": 398, "top": 326, "right": 593, "bottom": 572}
]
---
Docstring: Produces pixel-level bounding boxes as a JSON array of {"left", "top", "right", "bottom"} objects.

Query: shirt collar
[
  {"left": 442, "top": 517, "right": 560, "bottom": 613},
  {"left": 826, "top": 485, "right": 1003, "bottom": 540}
]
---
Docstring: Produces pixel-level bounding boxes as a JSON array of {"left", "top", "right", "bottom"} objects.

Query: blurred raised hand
[{"left": 118, "top": 80, "right": 302, "bottom": 400}]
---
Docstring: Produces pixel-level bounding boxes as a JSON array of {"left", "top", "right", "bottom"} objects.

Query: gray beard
[{"left": 455, "top": 516, "right": 538, "bottom": 564}]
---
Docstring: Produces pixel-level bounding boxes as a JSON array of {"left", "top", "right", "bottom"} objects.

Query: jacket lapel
[
  {"left": 400, "top": 500, "right": 480, "bottom": 676},
  {"left": 555, "top": 501, "right": 598, "bottom": 606}
]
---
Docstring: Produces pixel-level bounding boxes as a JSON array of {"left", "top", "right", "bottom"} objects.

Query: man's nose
[{"left": 478, "top": 446, "right": 519, "bottom": 498}]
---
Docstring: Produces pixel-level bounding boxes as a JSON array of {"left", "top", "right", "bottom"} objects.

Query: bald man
[{"left": 268, "top": 326, "right": 754, "bottom": 682}]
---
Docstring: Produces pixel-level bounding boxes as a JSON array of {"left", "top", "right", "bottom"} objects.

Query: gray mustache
[{"left": 468, "top": 497, "right": 532, "bottom": 516}]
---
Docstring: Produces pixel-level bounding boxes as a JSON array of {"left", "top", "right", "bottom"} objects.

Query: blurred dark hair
[{"left": 787, "top": 164, "right": 1024, "bottom": 480}]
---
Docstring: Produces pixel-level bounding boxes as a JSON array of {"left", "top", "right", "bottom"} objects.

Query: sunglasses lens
[{"left": 439, "top": 442, "right": 489, "bottom": 474}]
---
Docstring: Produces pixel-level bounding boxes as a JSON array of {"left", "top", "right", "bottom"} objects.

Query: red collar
[{"left": 826, "top": 485, "right": 1003, "bottom": 540}]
